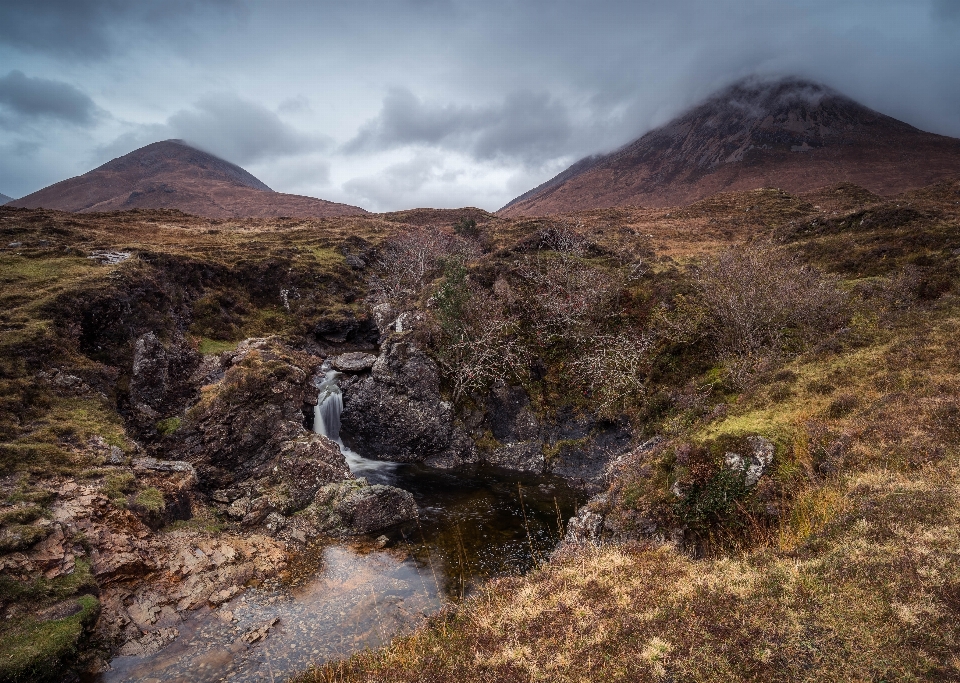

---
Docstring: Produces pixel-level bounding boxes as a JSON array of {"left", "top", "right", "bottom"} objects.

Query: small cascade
[
  {"left": 313, "top": 363, "right": 398, "bottom": 484},
  {"left": 313, "top": 369, "right": 343, "bottom": 441}
]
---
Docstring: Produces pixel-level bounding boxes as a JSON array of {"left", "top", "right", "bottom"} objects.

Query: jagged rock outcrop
[
  {"left": 173, "top": 338, "right": 350, "bottom": 513},
  {"left": 340, "top": 337, "right": 478, "bottom": 467}
]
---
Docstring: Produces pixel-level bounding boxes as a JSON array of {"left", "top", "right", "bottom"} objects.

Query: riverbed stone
[
  {"left": 332, "top": 352, "right": 377, "bottom": 373},
  {"left": 309, "top": 480, "right": 417, "bottom": 535}
]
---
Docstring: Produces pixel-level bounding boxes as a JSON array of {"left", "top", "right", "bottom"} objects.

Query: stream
[{"left": 90, "top": 368, "right": 583, "bottom": 682}]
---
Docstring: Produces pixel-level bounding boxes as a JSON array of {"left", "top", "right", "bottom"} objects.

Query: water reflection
[{"left": 92, "top": 545, "right": 442, "bottom": 683}]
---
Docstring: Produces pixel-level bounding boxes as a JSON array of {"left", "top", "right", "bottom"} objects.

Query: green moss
[
  {"left": 103, "top": 472, "right": 135, "bottom": 505},
  {"left": 135, "top": 486, "right": 165, "bottom": 513},
  {"left": 155, "top": 416, "right": 182, "bottom": 435},
  {"left": 0, "top": 594, "right": 99, "bottom": 682},
  {"left": 197, "top": 338, "right": 238, "bottom": 355}
]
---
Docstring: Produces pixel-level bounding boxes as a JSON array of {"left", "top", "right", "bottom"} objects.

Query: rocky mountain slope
[
  {"left": 500, "top": 76, "right": 960, "bottom": 216},
  {"left": 0, "top": 193, "right": 12, "bottom": 204},
  {"left": 8, "top": 140, "right": 367, "bottom": 219}
]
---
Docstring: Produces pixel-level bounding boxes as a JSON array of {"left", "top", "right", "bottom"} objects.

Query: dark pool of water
[{"left": 90, "top": 453, "right": 584, "bottom": 682}]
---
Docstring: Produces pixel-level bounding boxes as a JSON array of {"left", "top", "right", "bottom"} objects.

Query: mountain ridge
[
  {"left": 9, "top": 140, "right": 367, "bottom": 219},
  {"left": 499, "top": 76, "right": 960, "bottom": 216}
]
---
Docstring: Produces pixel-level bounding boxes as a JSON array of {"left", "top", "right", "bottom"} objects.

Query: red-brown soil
[
  {"left": 499, "top": 77, "right": 960, "bottom": 217},
  {"left": 8, "top": 140, "right": 367, "bottom": 219}
]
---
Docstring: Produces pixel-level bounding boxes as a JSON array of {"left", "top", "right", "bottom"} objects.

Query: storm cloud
[
  {"left": 1, "top": 0, "right": 959, "bottom": 208},
  {"left": 0, "top": 71, "right": 99, "bottom": 126},
  {"left": 0, "top": 0, "right": 245, "bottom": 59}
]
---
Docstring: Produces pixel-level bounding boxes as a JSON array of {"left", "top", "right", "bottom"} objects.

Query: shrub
[
  {"left": 695, "top": 245, "right": 848, "bottom": 381},
  {"left": 369, "top": 227, "right": 477, "bottom": 304},
  {"left": 569, "top": 332, "right": 654, "bottom": 415}
]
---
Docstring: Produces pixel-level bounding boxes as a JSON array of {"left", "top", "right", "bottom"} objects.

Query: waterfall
[
  {"left": 313, "top": 365, "right": 398, "bottom": 483},
  {"left": 313, "top": 370, "right": 343, "bottom": 441}
]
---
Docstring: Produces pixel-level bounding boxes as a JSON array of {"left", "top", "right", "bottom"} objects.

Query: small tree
[{"left": 570, "top": 332, "right": 654, "bottom": 415}]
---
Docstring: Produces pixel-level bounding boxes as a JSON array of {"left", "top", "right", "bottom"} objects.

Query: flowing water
[{"left": 91, "top": 367, "right": 583, "bottom": 681}]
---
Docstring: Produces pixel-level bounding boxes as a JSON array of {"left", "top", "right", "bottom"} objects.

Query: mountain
[
  {"left": 499, "top": 77, "right": 960, "bottom": 216},
  {"left": 0, "top": 192, "right": 12, "bottom": 204},
  {"left": 8, "top": 140, "right": 366, "bottom": 218}
]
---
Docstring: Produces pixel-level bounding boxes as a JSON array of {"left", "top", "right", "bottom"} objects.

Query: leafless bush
[
  {"left": 569, "top": 332, "right": 654, "bottom": 414},
  {"left": 515, "top": 234, "right": 621, "bottom": 342},
  {"left": 696, "top": 245, "right": 848, "bottom": 372},
  {"left": 369, "top": 227, "right": 478, "bottom": 304},
  {"left": 434, "top": 291, "right": 530, "bottom": 401}
]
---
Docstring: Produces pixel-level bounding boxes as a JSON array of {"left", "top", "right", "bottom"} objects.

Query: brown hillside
[
  {"left": 8, "top": 139, "right": 367, "bottom": 219},
  {"left": 500, "top": 76, "right": 960, "bottom": 217}
]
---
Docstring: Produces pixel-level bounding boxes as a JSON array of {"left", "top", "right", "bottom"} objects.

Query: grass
[
  {"left": 197, "top": 337, "right": 238, "bottom": 355},
  {"left": 0, "top": 594, "right": 99, "bottom": 682},
  {"left": 134, "top": 486, "right": 165, "bottom": 513}
]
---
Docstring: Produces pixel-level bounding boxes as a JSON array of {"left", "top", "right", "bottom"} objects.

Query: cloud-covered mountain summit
[{"left": 500, "top": 77, "right": 960, "bottom": 216}]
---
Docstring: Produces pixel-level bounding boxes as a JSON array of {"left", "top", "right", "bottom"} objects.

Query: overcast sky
[{"left": 1, "top": 0, "right": 958, "bottom": 211}]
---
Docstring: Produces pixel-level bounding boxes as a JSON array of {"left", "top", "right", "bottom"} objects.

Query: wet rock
[
  {"left": 485, "top": 442, "right": 545, "bottom": 472},
  {"left": 310, "top": 480, "right": 418, "bottom": 535},
  {"left": 238, "top": 617, "right": 278, "bottom": 646},
  {"left": 117, "top": 627, "right": 179, "bottom": 657},
  {"left": 341, "top": 339, "right": 476, "bottom": 466},
  {"left": 332, "top": 352, "right": 377, "bottom": 373}
]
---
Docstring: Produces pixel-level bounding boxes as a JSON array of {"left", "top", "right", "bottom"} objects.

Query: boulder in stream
[
  {"left": 307, "top": 479, "right": 417, "bottom": 535},
  {"left": 340, "top": 338, "right": 477, "bottom": 467}
]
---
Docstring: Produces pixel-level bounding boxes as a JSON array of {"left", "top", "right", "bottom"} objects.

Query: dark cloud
[
  {"left": 168, "top": 95, "right": 325, "bottom": 164},
  {"left": 0, "top": 71, "right": 99, "bottom": 126},
  {"left": 0, "top": 0, "right": 245, "bottom": 59},
  {"left": 344, "top": 89, "right": 572, "bottom": 166},
  {"left": 97, "top": 94, "right": 327, "bottom": 167}
]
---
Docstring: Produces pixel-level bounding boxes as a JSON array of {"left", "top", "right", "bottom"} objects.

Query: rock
[
  {"left": 724, "top": 435, "right": 775, "bottom": 487},
  {"left": 564, "top": 508, "right": 605, "bottom": 546},
  {"left": 375, "top": 535, "right": 390, "bottom": 548},
  {"left": 344, "top": 254, "right": 366, "bottom": 269},
  {"left": 371, "top": 303, "right": 396, "bottom": 334},
  {"left": 173, "top": 338, "right": 350, "bottom": 513},
  {"left": 485, "top": 442, "right": 545, "bottom": 472},
  {"left": 263, "top": 512, "right": 286, "bottom": 535},
  {"left": 486, "top": 382, "right": 540, "bottom": 442},
  {"left": 239, "top": 618, "right": 278, "bottom": 646},
  {"left": 117, "top": 627, "right": 179, "bottom": 657},
  {"left": 332, "top": 352, "right": 377, "bottom": 373},
  {"left": 311, "top": 480, "right": 418, "bottom": 535},
  {"left": 130, "top": 333, "right": 169, "bottom": 414},
  {"left": 341, "top": 339, "right": 476, "bottom": 466}
]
